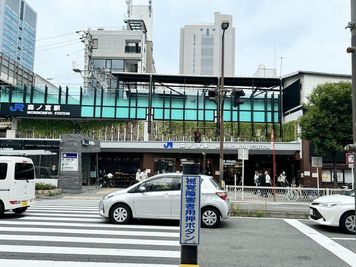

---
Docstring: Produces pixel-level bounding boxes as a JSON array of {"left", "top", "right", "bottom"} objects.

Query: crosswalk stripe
[
  {"left": 19, "top": 216, "right": 104, "bottom": 222},
  {"left": 27, "top": 209, "right": 99, "bottom": 214},
  {"left": 0, "top": 220, "right": 180, "bottom": 231},
  {"left": 25, "top": 212, "right": 100, "bottom": 217},
  {"left": 0, "top": 245, "right": 181, "bottom": 258},
  {"left": 0, "top": 234, "right": 180, "bottom": 246},
  {"left": 1, "top": 200, "right": 181, "bottom": 266},
  {"left": 0, "top": 259, "right": 178, "bottom": 267},
  {"left": 0, "top": 226, "right": 180, "bottom": 237},
  {"left": 29, "top": 207, "right": 98, "bottom": 211}
]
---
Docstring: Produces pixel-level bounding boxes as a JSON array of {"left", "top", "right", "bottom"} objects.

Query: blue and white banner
[{"left": 180, "top": 175, "right": 201, "bottom": 245}]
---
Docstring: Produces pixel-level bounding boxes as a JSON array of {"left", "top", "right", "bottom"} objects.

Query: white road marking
[
  {"left": 0, "top": 220, "right": 180, "bottom": 231},
  {"left": 331, "top": 237, "right": 356, "bottom": 241},
  {"left": 29, "top": 207, "right": 98, "bottom": 211},
  {"left": 19, "top": 216, "right": 104, "bottom": 222},
  {"left": 0, "top": 226, "right": 179, "bottom": 237},
  {"left": 25, "top": 212, "right": 100, "bottom": 217},
  {"left": 0, "top": 244, "right": 180, "bottom": 258},
  {"left": 27, "top": 209, "right": 99, "bottom": 214},
  {"left": 284, "top": 219, "right": 356, "bottom": 267},
  {"left": 0, "top": 234, "right": 180, "bottom": 246},
  {"left": 0, "top": 259, "right": 177, "bottom": 267}
]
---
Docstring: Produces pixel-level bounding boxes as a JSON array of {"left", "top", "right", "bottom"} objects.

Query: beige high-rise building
[{"left": 179, "top": 12, "right": 235, "bottom": 76}]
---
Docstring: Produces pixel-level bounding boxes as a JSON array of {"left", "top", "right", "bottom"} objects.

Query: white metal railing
[{"left": 225, "top": 185, "right": 350, "bottom": 203}]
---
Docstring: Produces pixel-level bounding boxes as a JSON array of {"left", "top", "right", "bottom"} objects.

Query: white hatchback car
[
  {"left": 99, "top": 173, "right": 229, "bottom": 228},
  {"left": 309, "top": 191, "right": 355, "bottom": 234}
]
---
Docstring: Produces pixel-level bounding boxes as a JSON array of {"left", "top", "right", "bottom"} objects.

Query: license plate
[
  {"left": 309, "top": 208, "right": 314, "bottom": 216},
  {"left": 20, "top": 201, "right": 28, "bottom": 207}
]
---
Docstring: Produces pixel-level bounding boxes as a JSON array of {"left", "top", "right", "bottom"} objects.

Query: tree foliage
[
  {"left": 300, "top": 82, "right": 352, "bottom": 155},
  {"left": 299, "top": 82, "right": 352, "bottom": 183}
]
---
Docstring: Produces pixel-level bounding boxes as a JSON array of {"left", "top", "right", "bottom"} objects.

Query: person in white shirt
[
  {"left": 140, "top": 169, "right": 148, "bottom": 180},
  {"left": 265, "top": 171, "right": 271, "bottom": 186},
  {"left": 135, "top": 169, "right": 141, "bottom": 182},
  {"left": 277, "top": 171, "right": 287, "bottom": 187}
]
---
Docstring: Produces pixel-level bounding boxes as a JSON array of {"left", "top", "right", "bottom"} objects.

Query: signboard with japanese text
[
  {"left": 1, "top": 103, "right": 81, "bottom": 118},
  {"left": 180, "top": 175, "right": 201, "bottom": 245},
  {"left": 238, "top": 149, "right": 249, "bottom": 160},
  {"left": 61, "top": 152, "right": 79, "bottom": 172},
  {"left": 311, "top": 157, "right": 322, "bottom": 168},
  {"left": 346, "top": 153, "right": 355, "bottom": 166}
]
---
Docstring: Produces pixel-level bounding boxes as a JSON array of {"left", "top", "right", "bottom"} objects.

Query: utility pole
[
  {"left": 347, "top": 0, "right": 356, "bottom": 240},
  {"left": 78, "top": 30, "right": 93, "bottom": 90}
]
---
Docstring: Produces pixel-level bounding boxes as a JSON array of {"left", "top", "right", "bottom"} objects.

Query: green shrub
[{"left": 35, "top": 183, "right": 57, "bottom": 190}]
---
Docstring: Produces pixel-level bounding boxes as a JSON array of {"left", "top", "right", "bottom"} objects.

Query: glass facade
[
  {"left": 0, "top": 84, "right": 280, "bottom": 123},
  {"left": 1, "top": 0, "right": 37, "bottom": 71}
]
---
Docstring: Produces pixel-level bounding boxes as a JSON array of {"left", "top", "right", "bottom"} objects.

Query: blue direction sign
[{"left": 180, "top": 175, "right": 201, "bottom": 245}]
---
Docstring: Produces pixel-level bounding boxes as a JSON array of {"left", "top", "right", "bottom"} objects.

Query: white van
[{"left": 0, "top": 156, "right": 35, "bottom": 216}]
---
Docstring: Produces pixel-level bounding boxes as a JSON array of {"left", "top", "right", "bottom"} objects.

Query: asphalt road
[
  {"left": 0, "top": 199, "right": 354, "bottom": 267},
  {"left": 200, "top": 217, "right": 355, "bottom": 267}
]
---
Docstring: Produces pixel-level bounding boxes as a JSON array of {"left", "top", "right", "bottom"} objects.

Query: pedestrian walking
[
  {"left": 277, "top": 171, "right": 287, "bottom": 187},
  {"left": 254, "top": 170, "right": 260, "bottom": 194},
  {"left": 140, "top": 169, "right": 148, "bottom": 180},
  {"left": 135, "top": 169, "right": 141, "bottom": 182},
  {"left": 265, "top": 171, "right": 271, "bottom": 186}
]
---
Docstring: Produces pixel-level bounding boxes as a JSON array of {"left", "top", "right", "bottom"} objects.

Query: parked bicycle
[{"left": 285, "top": 186, "right": 299, "bottom": 201}]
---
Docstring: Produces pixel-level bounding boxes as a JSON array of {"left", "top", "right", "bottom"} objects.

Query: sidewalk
[
  {"left": 42, "top": 187, "right": 310, "bottom": 219},
  {"left": 60, "top": 186, "right": 118, "bottom": 200}
]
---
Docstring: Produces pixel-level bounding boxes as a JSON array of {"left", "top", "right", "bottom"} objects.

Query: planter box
[{"left": 36, "top": 188, "right": 62, "bottom": 196}]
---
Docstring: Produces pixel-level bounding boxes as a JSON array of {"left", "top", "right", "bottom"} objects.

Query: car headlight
[
  {"left": 319, "top": 202, "right": 341, "bottom": 207},
  {"left": 103, "top": 194, "right": 114, "bottom": 200}
]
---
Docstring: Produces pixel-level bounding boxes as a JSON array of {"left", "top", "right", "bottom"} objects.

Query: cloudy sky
[{"left": 26, "top": 0, "right": 351, "bottom": 86}]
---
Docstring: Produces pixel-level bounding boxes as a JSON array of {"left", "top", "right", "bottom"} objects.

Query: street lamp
[{"left": 219, "top": 20, "right": 229, "bottom": 187}]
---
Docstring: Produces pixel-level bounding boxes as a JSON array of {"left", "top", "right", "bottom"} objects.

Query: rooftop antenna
[
  {"left": 126, "top": 0, "right": 132, "bottom": 17},
  {"left": 149, "top": 0, "right": 152, "bottom": 17}
]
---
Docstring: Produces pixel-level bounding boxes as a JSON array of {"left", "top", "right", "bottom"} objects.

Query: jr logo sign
[{"left": 9, "top": 103, "right": 24, "bottom": 112}]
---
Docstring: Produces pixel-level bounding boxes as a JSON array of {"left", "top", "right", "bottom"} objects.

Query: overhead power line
[
  {"left": 36, "top": 41, "right": 81, "bottom": 52},
  {"left": 36, "top": 38, "right": 79, "bottom": 49},
  {"left": 36, "top": 32, "right": 77, "bottom": 42}
]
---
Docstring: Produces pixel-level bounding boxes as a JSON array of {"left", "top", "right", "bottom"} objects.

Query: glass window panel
[
  {"left": 102, "top": 107, "right": 115, "bottom": 118},
  {"left": 81, "top": 106, "right": 94, "bottom": 117},
  {"left": 103, "top": 91, "right": 115, "bottom": 106},
  {"left": 240, "top": 111, "right": 251, "bottom": 122},
  {"left": 171, "top": 109, "right": 183, "bottom": 120},
  {"left": 33, "top": 87, "right": 45, "bottom": 103},
  {"left": 253, "top": 112, "right": 265, "bottom": 122},
  {"left": 117, "top": 108, "right": 129, "bottom": 118},
  {"left": 82, "top": 90, "right": 94, "bottom": 105},
  {"left": 93, "top": 59, "right": 105, "bottom": 69},
  {"left": 185, "top": 109, "right": 197, "bottom": 120},
  {"left": 112, "top": 59, "right": 124, "bottom": 70},
  {"left": 0, "top": 163, "right": 7, "bottom": 180},
  {"left": 95, "top": 107, "right": 101, "bottom": 117},
  {"left": 137, "top": 108, "right": 147, "bottom": 119},
  {"left": 153, "top": 108, "right": 163, "bottom": 119},
  {"left": 106, "top": 60, "right": 112, "bottom": 69}
]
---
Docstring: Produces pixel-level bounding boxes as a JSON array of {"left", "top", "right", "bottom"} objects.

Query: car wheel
[
  {"left": 340, "top": 211, "right": 355, "bottom": 234},
  {"left": 201, "top": 207, "right": 220, "bottom": 228},
  {"left": 13, "top": 207, "right": 28, "bottom": 214},
  {"left": 109, "top": 203, "right": 132, "bottom": 224}
]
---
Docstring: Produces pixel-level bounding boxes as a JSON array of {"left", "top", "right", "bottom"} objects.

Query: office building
[
  {"left": 81, "top": 1, "right": 154, "bottom": 90},
  {"left": 0, "top": 0, "right": 37, "bottom": 71},
  {"left": 179, "top": 12, "right": 235, "bottom": 76}
]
